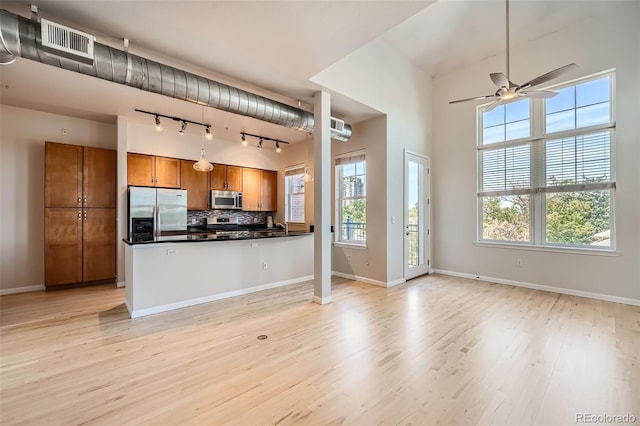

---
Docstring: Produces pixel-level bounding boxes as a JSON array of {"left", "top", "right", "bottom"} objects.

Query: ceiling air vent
[{"left": 40, "top": 18, "right": 94, "bottom": 65}]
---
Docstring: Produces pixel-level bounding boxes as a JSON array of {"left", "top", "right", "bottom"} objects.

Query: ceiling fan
[{"left": 449, "top": 0, "right": 578, "bottom": 111}]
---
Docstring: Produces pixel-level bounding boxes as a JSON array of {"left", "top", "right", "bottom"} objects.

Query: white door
[{"left": 404, "top": 151, "right": 430, "bottom": 279}]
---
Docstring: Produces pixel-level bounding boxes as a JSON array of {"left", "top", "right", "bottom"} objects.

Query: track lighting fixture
[
  {"left": 240, "top": 131, "right": 289, "bottom": 153},
  {"left": 135, "top": 108, "right": 214, "bottom": 172},
  {"left": 178, "top": 121, "right": 187, "bottom": 136},
  {"left": 135, "top": 108, "right": 212, "bottom": 138}
]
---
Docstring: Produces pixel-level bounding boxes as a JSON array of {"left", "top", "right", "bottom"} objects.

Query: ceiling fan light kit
[{"left": 450, "top": 0, "right": 578, "bottom": 109}]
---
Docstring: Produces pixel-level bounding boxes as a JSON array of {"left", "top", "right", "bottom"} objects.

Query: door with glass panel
[{"left": 404, "top": 151, "right": 430, "bottom": 279}]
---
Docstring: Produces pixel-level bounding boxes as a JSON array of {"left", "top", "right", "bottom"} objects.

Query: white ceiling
[{"left": 0, "top": 0, "right": 611, "bottom": 143}]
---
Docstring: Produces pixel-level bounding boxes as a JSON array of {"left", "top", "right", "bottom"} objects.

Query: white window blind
[
  {"left": 477, "top": 71, "right": 616, "bottom": 249},
  {"left": 284, "top": 165, "right": 305, "bottom": 223}
]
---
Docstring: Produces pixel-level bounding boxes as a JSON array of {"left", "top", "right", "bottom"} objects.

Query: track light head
[
  {"left": 179, "top": 121, "right": 187, "bottom": 135},
  {"left": 257, "top": 138, "right": 263, "bottom": 150},
  {"left": 205, "top": 126, "right": 213, "bottom": 140},
  {"left": 275, "top": 142, "right": 282, "bottom": 153},
  {"left": 154, "top": 115, "right": 163, "bottom": 132},
  {"left": 241, "top": 133, "right": 248, "bottom": 147}
]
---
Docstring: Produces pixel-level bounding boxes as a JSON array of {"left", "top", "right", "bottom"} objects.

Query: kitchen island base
[{"left": 124, "top": 234, "right": 313, "bottom": 318}]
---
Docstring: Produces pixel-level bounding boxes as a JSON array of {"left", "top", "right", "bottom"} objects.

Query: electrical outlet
[
  {"left": 516, "top": 258, "right": 524, "bottom": 267},
  {"left": 167, "top": 249, "right": 177, "bottom": 256},
  {"left": 61, "top": 128, "right": 69, "bottom": 137},
  {"left": 262, "top": 262, "right": 268, "bottom": 270}
]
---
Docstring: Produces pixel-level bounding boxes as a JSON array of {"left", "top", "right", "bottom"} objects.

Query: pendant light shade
[
  {"left": 194, "top": 107, "right": 213, "bottom": 172},
  {"left": 193, "top": 147, "right": 213, "bottom": 172}
]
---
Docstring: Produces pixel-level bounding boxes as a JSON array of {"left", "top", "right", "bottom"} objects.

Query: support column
[{"left": 313, "top": 91, "right": 332, "bottom": 304}]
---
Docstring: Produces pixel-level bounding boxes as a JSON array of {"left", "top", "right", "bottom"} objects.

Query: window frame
[
  {"left": 284, "top": 164, "right": 306, "bottom": 224},
  {"left": 335, "top": 150, "right": 367, "bottom": 247},
  {"left": 476, "top": 70, "right": 616, "bottom": 252}
]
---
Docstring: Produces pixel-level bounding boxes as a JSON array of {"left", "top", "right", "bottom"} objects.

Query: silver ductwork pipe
[{"left": 0, "top": 9, "right": 352, "bottom": 141}]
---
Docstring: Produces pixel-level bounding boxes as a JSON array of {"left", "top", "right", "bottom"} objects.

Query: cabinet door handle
[
  {"left": 78, "top": 211, "right": 82, "bottom": 220},
  {"left": 83, "top": 195, "right": 87, "bottom": 205},
  {"left": 83, "top": 211, "right": 87, "bottom": 220},
  {"left": 77, "top": 196, "right": 82, "bottom": 205}
]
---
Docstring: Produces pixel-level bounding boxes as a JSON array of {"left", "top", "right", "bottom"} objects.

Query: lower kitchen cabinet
[
  {"left": 45, "top": 207, "right": 116, "bottom": 287},
  {"left": 82, "top": 209, "right": 117, "bottom": 282},
  {"left": 45, "top": 208, "right": 83, "bottom": 286}
]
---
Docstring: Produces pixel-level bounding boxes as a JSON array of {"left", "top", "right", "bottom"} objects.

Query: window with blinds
[
  {"left": 478, "top": 71, "right": 616, "bottom": 249},
  {"left": 284, "top": 165, "right": 305, "bottom": 223},
  {"left": 335, "top": 150, "right": 366, "bottom": 245}
]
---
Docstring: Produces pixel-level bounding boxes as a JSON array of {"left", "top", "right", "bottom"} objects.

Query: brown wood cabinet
[
  {"left": 242, "top": 168, "right": 277, "bottom": 211},
  {"left": 127, "top": 153, "right": 181, "bottom": 188},
  {"left": 45, "top": 142, "right": 117, "bottom": 288},
  {"left": 181, "top": 160, "right": 210, "bottom": 210},
  {"left": 84, "top": 147, "right": 117, "bottom": 208},
  {"left": 211, "top": 164, "right": 243, "bottom": 192},
  {"left": 45, "top": 208, "right": 83, "bottom": 285},
  {"left": 82, "top": 209, "right": 117, "bottom": 282},
  {"left": 45, "top": 143, "right": 83, "bottom": 208}
]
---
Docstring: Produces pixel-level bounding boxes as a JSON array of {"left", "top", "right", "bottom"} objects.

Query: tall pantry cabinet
[{"left": 44, "top": 142, "right": 117, "bottom": 287}]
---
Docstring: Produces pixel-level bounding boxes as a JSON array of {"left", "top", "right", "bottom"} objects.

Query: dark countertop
[{"left": 123, "top": 230, "right": 312, "bottom": 245}]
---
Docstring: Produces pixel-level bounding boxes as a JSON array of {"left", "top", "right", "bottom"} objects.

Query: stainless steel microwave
[{"left": 210, "top": 190, "right": 243, "bottom": 210}]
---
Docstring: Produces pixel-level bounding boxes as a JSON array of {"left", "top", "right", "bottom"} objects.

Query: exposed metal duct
[{"left": 0, "top": 9, "right": 353, "bottom": 141}]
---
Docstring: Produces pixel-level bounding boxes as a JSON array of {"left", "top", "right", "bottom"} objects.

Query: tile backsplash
[{"left": 187, "top": 210, "right": 269, "bottom": 226}]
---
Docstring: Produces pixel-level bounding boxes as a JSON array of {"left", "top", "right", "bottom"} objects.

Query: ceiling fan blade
[
  {"left": 490, "top": 73, "right": 509, "bottom": 88},
  {"left": 449, "top": 94, "right": 496, "bottom": 104},
  {"left": 520, "top": 90, "right": 557, "bottom": 99},
  {"left": 520, "top": 63, "right": 579, "bottom": 90},
  {"left": 483, "top": 100, "right": 503, "bottom": 112}
]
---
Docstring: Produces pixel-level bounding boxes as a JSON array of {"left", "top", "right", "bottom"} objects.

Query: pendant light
[{"left": 193, "top": 108, "right": 213, "bottom": 172}]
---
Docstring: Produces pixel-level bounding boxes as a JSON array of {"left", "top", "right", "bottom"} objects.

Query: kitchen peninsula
[{"left": 124, "top": 231, "right": 313, "bottom": 318}]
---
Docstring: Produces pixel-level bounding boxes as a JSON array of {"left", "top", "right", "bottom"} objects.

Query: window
[
  {"left": 335, "top": 150, "right": 366, "bottom": 245},
  {"left": 284, "top": 165, "right": 305, "bottom": 223},
  {"left": 478, "top": 71, "right": 615, "bottom": 250}
]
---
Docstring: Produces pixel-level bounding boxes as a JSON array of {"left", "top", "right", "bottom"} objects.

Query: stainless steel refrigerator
[{"left": 128, "top": 187, "right": 187, "bottom": 239}]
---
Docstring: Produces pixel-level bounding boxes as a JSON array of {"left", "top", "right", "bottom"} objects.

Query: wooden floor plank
[{"left": 1, "top": 275, "right": 638, "bottom": 425}]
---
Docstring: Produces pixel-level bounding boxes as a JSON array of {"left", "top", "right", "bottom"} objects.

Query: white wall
[
  {"left": 432, "top": 2, "right": 640, "bottom": 302},
  {"left": 312, "top": 38, "right": 433, "bottom": 284},
  {"left": 0, "top": 105, "right": 116, "bottom": 292}
]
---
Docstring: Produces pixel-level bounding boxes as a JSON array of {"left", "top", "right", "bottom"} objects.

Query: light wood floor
[{"left": 1, "top": 275, "right": 638, "bottom": 426}]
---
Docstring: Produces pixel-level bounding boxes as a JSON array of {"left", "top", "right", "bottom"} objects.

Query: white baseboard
[
  {"left": 312, "top": 295, "right": 333, "bottom": 305},
  {"left": 116, "top": 281, "right": 125, "bottom": 288},
  {"left": 128, "top": 275, "right": 314, "bottom": 318},
  {"left": 432, "top": 269, "right": 640, "bottom": 307},
  {"left": 0, "top": 285, "right": 45, "bottom": 295},
  {"left": 332, "top": 271, "right": 406, "bottom": 288}
]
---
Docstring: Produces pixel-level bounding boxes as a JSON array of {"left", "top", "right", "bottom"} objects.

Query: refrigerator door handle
[{"left": 156, "top": 206, "right": 160, "bottom": 238}]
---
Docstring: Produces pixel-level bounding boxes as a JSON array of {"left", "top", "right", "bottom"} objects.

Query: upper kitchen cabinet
[
  {"left": 45, "top": 142, "right": 116, "bottom": 208},
  {"left": 180, "top": 160, "right": 209, "bottom": 210},
  {"left": 211, "top": 164, "right": 243, "bottom": 192},
  {"left": 45, "top": 142, "right": 83, "bottom": 208},
  {"left": 127, "top": 153, "right": 181, "bottom": 188},
  {"left": 83, "top": 147, "right": 116, "bottom": 208},
  {"left": 242, "top": 168, "right": 277, "bottom": 211}
]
